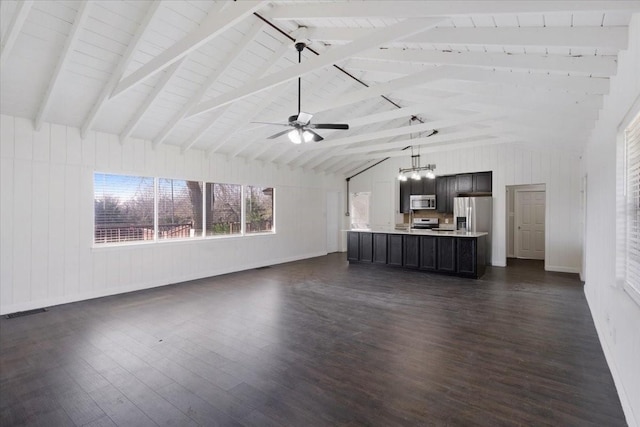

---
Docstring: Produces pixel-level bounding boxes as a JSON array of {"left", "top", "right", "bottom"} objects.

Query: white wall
[
  {"left": 348, "top": 144, "right": 582, "bottom": 271},
  {"left": 0, "top": 115, "right": 344, "bottom": 315},
  {"left": 583, "top": 14, "right": 640, "bottom": 427}
]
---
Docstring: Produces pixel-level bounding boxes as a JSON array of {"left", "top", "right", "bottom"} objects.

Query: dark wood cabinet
[
  {"left": 359, "top": 232, "right": 373, "bottom": 262},
  {"left": 437, "top": 237, "right": 456, "bottom": 272},
  {"left": 410, "top": 179, "right": 423, "bottom": 196},
  {"left": 456, "top": 174, "right": 473, "bottom": 193},
  {"left": 419, "top": 235, "right": 437, "bottom": 271},
  {"left": 436, "top": 176, "right": 456, "bottom": 213},
  {"left": 457, "top": 238, "right": 476, "bottom": 275},
  {"left": 399, "top": 178, "right": 437, "bottom": 213},
  {"left": 424, "top": 178, "right": 436, "bottom": 195},
  {"left": 447, "top": 177, "right": 456, "bottom": 211},
  {"left": 347, "top": 232, "right": 486, "bottom": 279},
  {"left": 436, "top": 172, "right": 492, "bottom": 212},
  {"left": 473, "top": 172, "right": 492, "bottom": 193},
  {"left": 412, "top": 177, "right": 436, "bottom": 195},
  {"left": 387, "top": 234, "right": 403, "bottom": 266},
  {"left": 373, "top": 233, "right": 388, "bottom": 264},
  {"left": 347, "top": 232, "right": 359, "bottom": 261},
  {"left": 399, "top": 180, "right": 411, "bottom": 213},
  {"left": 436, "top": 177, "right": 447, "bottom": 213},
  {"left": 403, "top": 235, "right": 420, "bottom": 268}
]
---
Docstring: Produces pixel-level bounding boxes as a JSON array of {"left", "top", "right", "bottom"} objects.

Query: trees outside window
[
  {"left": 157, "top": 179, "right": 202, "bottom": 239},
  {"left": 245, "top": 186, "right": 274, "bottom": 233},
  {"left": 205, "top": 183, "right": 242, "bottom": 236},
  {"left": 94, "top": 174, "right": 275, "bottom": 244},
  {"left": 94, "top": 173, "right": 154, "bottom": 243}
]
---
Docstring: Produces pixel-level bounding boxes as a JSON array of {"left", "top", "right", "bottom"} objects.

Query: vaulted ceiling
[{"left": 1, "top": 1, "right": 639, "bottom": 176}]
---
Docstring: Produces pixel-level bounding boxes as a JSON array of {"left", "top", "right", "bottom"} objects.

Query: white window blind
[
  {"left": 205, "top": 183, "right": 242, "bottom": 236},
  {"left": 625, "top": 112, "right": 640, "bottom": 303},
  {"left": 157, "top": 179, "right": 203, "bottom": 239},
  {"left": 94, "top": 173, "right": 155, "bottom": 244}
]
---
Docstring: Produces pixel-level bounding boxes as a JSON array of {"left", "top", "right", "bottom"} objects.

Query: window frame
[
  {"left": 92, "top": 172, "right": 276, "bottom": 248},
  {"left": 244, "top": 185, "right": 275, "bottom": 235},
  {"left": 93, "top": 172, "right": 156, "bottom": 246},
  {"left": 623, "top": 109, "right": 640, "bottom": 306}
]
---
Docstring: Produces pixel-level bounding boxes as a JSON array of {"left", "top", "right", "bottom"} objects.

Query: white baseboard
[
  {"left": 0, "top": 251, "right": 328, "bottom": 316},
  {"left": 585, "top": 289, "right": 638, "bottom": 427},
  {"left": 545, "top": 265, "right": 581, "bottom": 274}
]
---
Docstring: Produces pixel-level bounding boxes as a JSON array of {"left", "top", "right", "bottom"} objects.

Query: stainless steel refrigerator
[{"left": 454, "top": 197, "right": 492, "bottom": 263}]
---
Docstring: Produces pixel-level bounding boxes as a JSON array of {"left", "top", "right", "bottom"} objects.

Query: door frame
[{"left": 506, "top": 184, "right": 547, "bottom": 268}]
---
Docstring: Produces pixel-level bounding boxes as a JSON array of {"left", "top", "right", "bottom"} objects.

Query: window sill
[{"left": 92, "top": 232, "right": 276, "bottom": 250}]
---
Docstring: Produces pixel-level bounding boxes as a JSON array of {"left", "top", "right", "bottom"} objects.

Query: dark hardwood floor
[{"left": 0, "top": 254, "right": 626, "bottom": 426}]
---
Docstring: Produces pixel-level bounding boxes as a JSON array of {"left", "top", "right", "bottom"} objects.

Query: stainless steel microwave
[{"left": 410, "top": 194, "right": 436, "bottom": 210}]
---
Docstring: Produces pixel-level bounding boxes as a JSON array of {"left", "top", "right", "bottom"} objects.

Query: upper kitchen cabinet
[
  {"left": 399, "top": 178, "right": 437, "bottom": 213},
  {"left": 411, "top": 177, "right": 436, "bottom": 196},
  {"left": 436, "top": 172, "right": 492, "bottom": 213},
  {"left": 399, "top": 180, "right": 411, "bottom": 213},
  {"left": 457, "top": 172, "right": 492, "bottom": 194},
  {"left": 436, "top": 175, "right": 456, "bottom": 213},
  {"left": 473, "top": 172, "right": 492, "bottom": 193},
  {"left": 456, "top": 174, "right": 473, "bottom": 193}
]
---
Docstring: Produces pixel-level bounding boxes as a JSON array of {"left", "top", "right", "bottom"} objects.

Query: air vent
[{"left": 4, "top": 308, "right": 47, "bottom": 319}]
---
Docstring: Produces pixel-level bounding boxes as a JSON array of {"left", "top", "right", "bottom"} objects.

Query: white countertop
[{"left": 348, "top": 228, "right": 488, "bottom": 238}]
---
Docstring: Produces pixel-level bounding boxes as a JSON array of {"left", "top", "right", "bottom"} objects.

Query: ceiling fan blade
[
  {"left": 267, "top": 129, "right": 292, "bottom": 140},
  {"left": 306, "top": 129, "right": 324, "bottom": 142},
  {"left": 310, "top": 123, "right": 349, "bottom": 130},
  {"left": 251, "top": 121, "right": 290, "bottom": 127}
]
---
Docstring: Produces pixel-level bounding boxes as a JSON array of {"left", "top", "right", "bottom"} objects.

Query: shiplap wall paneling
[
  {"left": 1, "top": 115, "right": 14, "bottom": 307},
  {"left": 64, "top": 164, "right": 81, "bottom": 297},
  {"left": 31, "top": 157, "right": 49, "bottom": 302},
  {"left": 48, "top": 161, "right": 65, "bottom": 301}
]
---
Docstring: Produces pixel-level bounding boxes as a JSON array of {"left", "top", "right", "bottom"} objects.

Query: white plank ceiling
[{"left": 1, "top": 0, "right": 639, "bottom": 176}]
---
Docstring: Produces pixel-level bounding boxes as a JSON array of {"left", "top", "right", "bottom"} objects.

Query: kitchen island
[{"left": 347, "top": 228, "right": 488, "bottom": 279}]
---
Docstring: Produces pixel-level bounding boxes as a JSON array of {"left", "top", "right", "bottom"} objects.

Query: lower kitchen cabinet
[
  {"left": 419, "top": 235, "right": 437, "bottom": 271},
  {"left": 457, "top": 235, "right": 486, "bottom": 278},
  {"left": 373, "top": 233, "right": 388, "bottom": 264},
  {"left": 457, "top": 237, "right": 476, "bottom": 275},
  {"left": 403, "top": 235, "right": 420, "bottom": 268},
  {"left": 347, "top": 231, "right": 486, "bottom": 278},
  {"left": 437, "top": 237, "right": 456, "bottom": 272},
  {"left": 359, "top": 232, "right": 373, "bottom": 262},
  {"left": 347, "top": 232, "right": 359, "bottom": 261},
  {"left": 387, "top": 234, "right": 403, "bottom": 266}
]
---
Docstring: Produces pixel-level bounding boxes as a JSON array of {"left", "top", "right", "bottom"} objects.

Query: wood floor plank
[{"left": 0, "top": 255, "right": 627, "bottom": 426}]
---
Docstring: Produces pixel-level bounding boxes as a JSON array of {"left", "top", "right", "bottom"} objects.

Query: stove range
[{"left": 412, "top": 218, "right": 439, "bottom": 229}]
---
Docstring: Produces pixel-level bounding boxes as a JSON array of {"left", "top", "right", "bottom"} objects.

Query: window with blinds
[
  {"left": 205, "top": 183, "right": 242, "bottom": 236},
  {"left": 94, "top": 174, "right": 276, "bottom": 244},
  {"left": 625, "top": 112, "right": 640, "bottom": 304},
  {"left": 157, "top": 179, "right": 203, "bottom": 239},
  {"left": 94, "top": 173, "right": 155, "bottom": 243},
  {"left": 245, "top": 186, "right": 274, "bottom": 233}
]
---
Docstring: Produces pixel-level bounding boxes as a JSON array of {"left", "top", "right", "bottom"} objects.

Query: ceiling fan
[{"left": 255, "top": 41, "right": 349, "bottom": 144}]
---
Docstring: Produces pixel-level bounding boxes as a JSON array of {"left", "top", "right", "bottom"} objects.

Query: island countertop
[{"left": 347, "top": 228, "right": 488, "bottom": 238}]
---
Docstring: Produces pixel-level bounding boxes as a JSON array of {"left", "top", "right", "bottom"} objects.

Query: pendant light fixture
[{"left": 397, "top": 120, "right": 436, "bottom": 181}]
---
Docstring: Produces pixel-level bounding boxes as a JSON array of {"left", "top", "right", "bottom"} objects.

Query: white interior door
[
  {"left": 326, "top": 191, "right": 339, "bottom": 253},
  {"left": 516, "top": 191, "right": 545, "bottom": 259}
]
